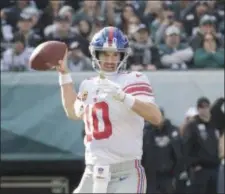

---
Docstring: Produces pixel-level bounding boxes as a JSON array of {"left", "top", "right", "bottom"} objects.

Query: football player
[{"left": 56, "top": 26, "right": 162, "bottom": 193}]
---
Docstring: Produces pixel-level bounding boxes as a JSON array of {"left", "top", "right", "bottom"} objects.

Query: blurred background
[{"left": 0, "top": 0, "right": 224, "bottom": 194}]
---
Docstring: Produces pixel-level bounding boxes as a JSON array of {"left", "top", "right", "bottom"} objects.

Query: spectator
[
  {"left": 73, "top": 0, "right": 101, "bottom": 24},
  {"left": 1, "top": 33, "right": 33, "bottom": 72},
  {"left": 182, "top": 1, "right": 210, "bottom": 36},
  {"left": 124, "top": 0, "right": 143, "bottom": 11},
  {"left": 100, "top": 1, "right": 118, "bottom": 26},
  {"left": 67, "top": 41, "right": 92, "bottom": 72},
  {"left": 39, "top": 0, "right": 64, "bottom": 35},
  {"left": 158, "top": 25, "right": 194, "bottom": 70},
  {"left": 45, "top": 15, "right": 90, "bottom": 56},
  {"left": 189, "top": 14, "right": 224, "bottom": 51},
  {"left": 207, "top": 0, "right": 224, "bottom": 27},
  {"left": 75, "top": 18, "right": 92, "bottom": 41},
  {"left": 16, "top": 12, "right": 42, "bottom": 47},
  {"left": 173, "top": 1, "right": 192, "bottom": 21},
  {"left": 57, "top": 5, "right": 79, "bottom": 34},
  {"left": 126, "top": 14, "right": 142, "bottom": 38},
  {"left": 142, "top": 1, "right": 162, "bottom": 28},
  {"left": 193, "top": 32, "right": 224, "bottom": 69},
  {"left": 1, "top": 9, "right": 14, "bottom": 51},
  {"left": 73, "top": 1, "right": 107, "bottom": 39},
  {"left": 60, "top": 0, "right": 81, "bottom": 12},
  {"left": 128, "top": 24, "right": 161, "bottom": 71},
  {"left": 1, "top": 0, "right": 224, "bottom": 73},
  {"left": 215, "top": 1, "right": 225, "bottom": 36},
  {"left": 142, "top": 108, "right": 186, "bottom": 194},
  {"left": 182, "top": 97, "right": 220, "bottom": 194},
  {"left": 58, "top": 5, "right": 74, "bottom": 25},
  {"left": 104, "top": 1, "right": 127, "bottom": 27},
  {"left": 149, "top": 6, "right": 165, "bottom": 43},
  {"left": 117, "top": 4, "right": 137, "bottom": 36},
  {"left": 22, "top": 7, "right": 42, "bottom": 36},
  {"left": 3, "top": 0, "right": 36, "bottom": 28},
  {"left": 153, "top": 2, "right": 188, "bottom": 44},
  {"left": 154, "top": 2, "right": 176, "bottom": 45},
  {"left": 91, "top": 16, "right": 106, "bottom": 36},
  {"left": 173, "top": 18, "right": 188, "bottom": 44}
]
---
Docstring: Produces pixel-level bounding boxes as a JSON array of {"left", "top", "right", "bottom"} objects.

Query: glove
[
  {"left": 96, "top": 73, "right": 136, "bottom": 109},
  {"left": 96, "top": 77, "right": 126, "bottom": 102}
]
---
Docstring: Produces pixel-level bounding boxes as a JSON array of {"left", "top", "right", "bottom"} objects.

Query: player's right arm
[
  {"left": 56, "top": 53, "right": 81, "bottom": 120},
  {"left": 59, "top": 73, "right": 80, "bottom": 120}
]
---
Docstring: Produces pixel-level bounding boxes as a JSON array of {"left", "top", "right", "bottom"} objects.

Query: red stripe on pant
[{"left": 135, "top": 160, "right": 145, "bottom": 193}]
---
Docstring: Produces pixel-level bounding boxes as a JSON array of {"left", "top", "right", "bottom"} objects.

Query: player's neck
[{"left": 101, "top": 71, "right": 118, "bottom": 78}]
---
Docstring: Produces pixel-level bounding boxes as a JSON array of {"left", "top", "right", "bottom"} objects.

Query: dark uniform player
[
  {"left": 211, "top": 97, "right": 225, "bottom": 194},
  {"left": 182, "top": 97, "right": 220, "bottom": 194},
  {"left": 142, "top": 109, "right": 186, "bottom": 194},
  {"left": 211, "top": 97, "right": 225, "bottom": 135},
  {"left": 218, "top": 133, "right": 224, "bottom": 194}
]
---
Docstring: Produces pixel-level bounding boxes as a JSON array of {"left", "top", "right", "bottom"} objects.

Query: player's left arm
[
  {"left": 122, "top": 73, "right": 162, "bottom": 126},
  {"left": 131, "top": 97, "right": 162, "bottom": 126}
]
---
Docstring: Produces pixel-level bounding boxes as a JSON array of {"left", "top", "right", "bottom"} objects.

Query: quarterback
[{"left": 56, "top": 26, "right": 162, "bottom": 193}]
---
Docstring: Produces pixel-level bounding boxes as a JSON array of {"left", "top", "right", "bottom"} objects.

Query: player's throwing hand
[{"left": 56, "top": 50, "right": 69, "bottom": 74}]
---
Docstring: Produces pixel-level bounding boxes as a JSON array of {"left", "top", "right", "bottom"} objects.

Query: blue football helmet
[{"left": 89, "top": 26, "right": 130, "bottom": 73}]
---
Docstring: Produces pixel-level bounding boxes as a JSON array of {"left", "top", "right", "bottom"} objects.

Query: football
[{"left": 29, "top": 41, "right": 67, "bottom": 71}]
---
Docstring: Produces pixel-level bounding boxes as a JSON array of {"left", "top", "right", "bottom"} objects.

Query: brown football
[{"left": 29, "top": 41, "right": 67, "bottom": 71}]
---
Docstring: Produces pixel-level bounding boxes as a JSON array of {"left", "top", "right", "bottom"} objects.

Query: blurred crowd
[
  {"left": 1, "top": 0, "right": 224, "bottom": 72},
  {"left": 142, "top": 96, "right": 225, "bottom": 194}
]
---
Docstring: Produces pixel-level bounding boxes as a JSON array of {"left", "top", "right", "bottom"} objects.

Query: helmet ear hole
[
  {"left": 95, "top": 51, "right": 100, "bottom": 59},
  {"left": 120, "top": 53, "right": 125, "bottom": 61}
]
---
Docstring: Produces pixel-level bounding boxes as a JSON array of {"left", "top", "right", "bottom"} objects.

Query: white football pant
[{"left": 73, "top": 160, "right": 146, "bottom": 193}]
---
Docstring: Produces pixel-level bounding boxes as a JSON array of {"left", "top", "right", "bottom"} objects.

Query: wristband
[
  {"left": 59, "top": 73, "right": 73, "bottom": 86},
  {"left": 123, "top": 94, "right": 135, "bottom": 109}
]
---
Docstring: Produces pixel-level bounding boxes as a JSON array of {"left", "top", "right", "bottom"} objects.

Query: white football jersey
[{"left": 77, "top": 71, "right": 155, "bottom": 165}]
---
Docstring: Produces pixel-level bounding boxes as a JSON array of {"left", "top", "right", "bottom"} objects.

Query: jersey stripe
[
  {"left": 124, "top": 86, "right": 152, "bottom": 94},
  {"left": 123, "top": 82, "right": 153, "bottom": 97},
  {"left": 108, "top": 27, "right": 114, "bottom": 45},
  {"left": 123, "top": 82, "right": 151, "bottom": 91}
]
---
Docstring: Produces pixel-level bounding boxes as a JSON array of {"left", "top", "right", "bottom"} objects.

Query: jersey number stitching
[{"left": 85, "top": 102, "right": 112, "bottom": 142}]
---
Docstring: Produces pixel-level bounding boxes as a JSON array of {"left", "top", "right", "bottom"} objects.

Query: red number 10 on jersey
[{"left": 84, "top": 102, "right": 112, "bottom": 142}]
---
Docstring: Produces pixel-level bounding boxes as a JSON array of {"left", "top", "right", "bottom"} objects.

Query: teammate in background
[
  {"left": 56, "top": 26, "right": 162, "bottom": 193},
  {"left": 182, "top": 97, "right": 220, "bottom": 194}
]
